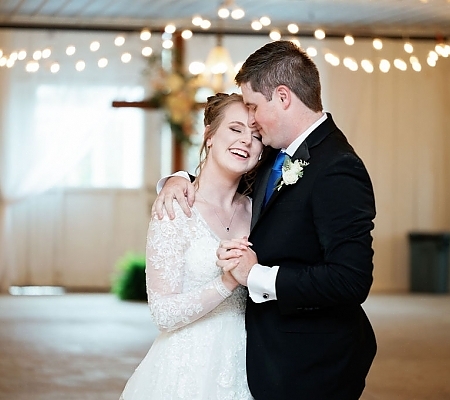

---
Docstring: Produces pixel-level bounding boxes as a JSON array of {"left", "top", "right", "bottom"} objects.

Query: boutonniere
[{"left": 276, "top": 158, "right": 309, "bottom": 191}]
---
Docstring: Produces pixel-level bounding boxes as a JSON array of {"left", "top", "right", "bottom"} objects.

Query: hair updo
[{"left": 197, "top": 92, "right": 244, "bottom": 170}]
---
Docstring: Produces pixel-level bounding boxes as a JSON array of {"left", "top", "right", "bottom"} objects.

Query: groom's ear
[{"left": 275, "top": 85, "right": 290, "bottom": 109}]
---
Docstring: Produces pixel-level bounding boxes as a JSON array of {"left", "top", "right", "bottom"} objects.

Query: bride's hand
[{"left": 221, "top": 270, "right": 240, "bottom": 291}]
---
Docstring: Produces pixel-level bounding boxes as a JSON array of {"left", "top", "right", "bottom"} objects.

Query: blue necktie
[{"left": 264, "top": 151, "right": 287, "bottom": 205}]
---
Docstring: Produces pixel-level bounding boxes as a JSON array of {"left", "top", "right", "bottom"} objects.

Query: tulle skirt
[{"left": 120, "top": 310, "right": 253, "bottom": 400}]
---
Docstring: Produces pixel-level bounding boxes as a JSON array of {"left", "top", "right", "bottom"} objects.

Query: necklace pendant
[{"left": 226, "top": 227, "right": 230, "bottom": 232}]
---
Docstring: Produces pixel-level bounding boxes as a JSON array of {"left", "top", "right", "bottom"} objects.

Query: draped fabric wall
[
  {"left": 316, "top": 39, "right": 450, "bottom": 291},
  {"left": 0, "top": 29, "right": 150, "bottom": 291},
  {"left": 0, "top": 32, "right": 449, "bottom": 292},
  {"left": 0, "top": 32, "right": 13, "bottom": 291}
]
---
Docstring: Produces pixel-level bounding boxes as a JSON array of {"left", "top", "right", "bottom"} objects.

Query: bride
[{"left": 120, "top": 93, "right": 264, "bottom": 400}]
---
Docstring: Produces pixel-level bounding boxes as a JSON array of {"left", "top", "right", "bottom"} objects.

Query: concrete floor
[{"left": 0, "top": 293, "right": 449, "bottom": 400}]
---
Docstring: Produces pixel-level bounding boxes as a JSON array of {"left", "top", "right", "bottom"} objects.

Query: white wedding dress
[{"left": 120, "top": 203, "right": 252, "bottom": 400}]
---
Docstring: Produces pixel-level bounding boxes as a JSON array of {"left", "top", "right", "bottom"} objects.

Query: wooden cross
[{"left": 111, "top": 32, "right": 201, "bottom": 172}]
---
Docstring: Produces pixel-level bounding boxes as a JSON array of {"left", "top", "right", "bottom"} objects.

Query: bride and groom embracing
[{"left": 120, "top": 40, "right": 377, "bottom": 400}]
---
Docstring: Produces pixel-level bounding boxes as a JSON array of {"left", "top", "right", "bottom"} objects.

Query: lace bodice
[{"left": 146, "top": 202, "right": 247, "bottom": 332}]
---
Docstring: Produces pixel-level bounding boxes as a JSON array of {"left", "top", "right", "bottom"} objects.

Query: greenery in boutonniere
[{"left": 276, "top": 158, "right": 309, "bottom": 191}]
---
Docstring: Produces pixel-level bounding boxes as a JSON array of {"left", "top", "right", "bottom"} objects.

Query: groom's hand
[
  {"left": 217, "top": 238, "right": 257, "bottom": 286},
  {"left": 152, "top": 176, "right": 195, "bottom": 219}
]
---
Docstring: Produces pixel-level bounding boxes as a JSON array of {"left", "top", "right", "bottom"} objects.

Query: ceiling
[{"left": 0, "top": 0, "right": 449, "bottom": 39}]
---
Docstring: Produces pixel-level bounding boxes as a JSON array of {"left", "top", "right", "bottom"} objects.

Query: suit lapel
[
  {"left": 251, "top": 151, "right": 276, "bottom": 230},
  {"left": 250, "top": 113, "right": 337, "bottom": 232}
]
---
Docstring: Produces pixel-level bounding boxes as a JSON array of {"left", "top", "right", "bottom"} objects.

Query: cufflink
[{"left": 262, "top": 293, "right": 269, "bottom": 299}]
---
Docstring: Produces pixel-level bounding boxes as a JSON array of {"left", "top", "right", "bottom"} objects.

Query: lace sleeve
[{"left": 146, "top": 206, "right": 232, "bottom": 332}]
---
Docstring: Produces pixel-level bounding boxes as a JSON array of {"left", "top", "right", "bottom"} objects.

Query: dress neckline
[{"left": 191, "top": 195, "right": 252, "bottom": 242}]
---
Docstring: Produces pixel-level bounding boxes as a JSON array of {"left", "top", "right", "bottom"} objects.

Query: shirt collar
[{"left": 283, "top": 112, "right": 327, "bottom": 157}]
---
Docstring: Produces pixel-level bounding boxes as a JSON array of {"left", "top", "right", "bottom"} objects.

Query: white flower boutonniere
[{"left": 276, "top": 158, "right": 309, "bottom": 191}]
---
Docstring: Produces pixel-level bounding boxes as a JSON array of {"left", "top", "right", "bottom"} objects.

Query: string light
[
  {"left": 98, "top": 58, "right": 108, "bottom": 68},
  {"left": 314, "top": 29, "right": 326, "bottom": 40},
  {"left": 142, "top": 47, "right": 153, "bottom": 57},
  {"left": 259, "top": 16, "right": 271, "bottom": 26},
  {"left": 25, "top": 60, "right": 39, "bottom": 72},
  {"left": 373, "top": 38, "right": 383, "bottom": 50},
  {"left": 181, "top": 30, "right": 193, "bottom": 39},
  {"left": 33, "top": 50, "right": 42, "bottom": 60},
  {"left": 18, "top": 50, "right": 27, "bottom": 60},
  {"left": 306, "top": 47, "right": 317, "bottom": 57},
  {"left": 404, "top": 42, "right": 414, "bottom": 53},
  {"left": 66, "top": 45, "right": 76, "bottom": 56},
  {"left": 121, "top": 53, "right": 132, "bottom": 63},
  {"left": 164, "top": 24, "right": 176, "bottom": 34},
  {"left": 42, "top": 48, "right": 51, "bottom": 58},
  {"left": 114, "top": 36, "right": 125, "bottom": 46},
  {"left": 379, "top": 59, "right": 390, "bottom": 73},
  {"left": 411, "top": 61, "right": 422, "bottom": 72},
  {"left": 75, "top": 60, "right": 86, "bottom": 71},
  {"left": 269, "top": 30, "right": 281, "bottom": 41},
  {"left": 200, "top": 19, "right": 211, "bottom": 29},
  {"left": 344, "top": 35, "right": 355, "bottom": 46},
  {"left": 218, "top": 6, "right": 230, "bottom": 19},
  {"left": 162, "top": 40, "right": 173, "bottom": 49},
  {"left": 1, "top": 23, "right": 446, "bottom": 76},
  {"left": 324, "top": 52, "right": 339, "bottom": 66},
  {"left": 361, "top": 59, "right": 374, "bottom": 73},
  {"left": 192, "top": 15, "right": 203, "bottom": 26},
  {"left": 230, "top": 7, "right": 245, "bottom": 20},
  {"left": 140, "top": 29, "right": 151, "bottom": 41},
  {"left": 343, "top": 57, "right": 358, "bottom": 71},
  {"left": 287, "top": 24, "right": 299, "bottom": 34},
  {"left": 251, "top": 20, "right": 263, "bottom": 31},
  {"left": 50, "top": 62, "right": 60, "bottom": 73},
  {"left": 90, "top": 41, "right": 100, "bottom": 51},
  {"left": 394, "top": 58, "right": 407, "bottom": 71},
  {"left": 427, "top": 56, "right": 436, "bottom": 67},
  {"left": 189, "top": 61, "right": 205, "bottom": 75}
]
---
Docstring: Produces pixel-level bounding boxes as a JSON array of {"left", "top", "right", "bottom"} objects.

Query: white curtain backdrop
[
  {"left": 1, "top": 31, "right": 449, "bottom": 292},
  {"left": 0, "top": 29, "right": 149, "bottom": 291}
]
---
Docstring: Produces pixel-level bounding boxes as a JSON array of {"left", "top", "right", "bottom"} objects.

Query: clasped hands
[{"left": 216, "top": 237, "right": 257, "bottom": 287}]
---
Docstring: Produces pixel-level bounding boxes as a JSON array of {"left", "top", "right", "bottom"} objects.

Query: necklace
[{"left": 197, "top": 191, "right": 239, "bottom": 232}]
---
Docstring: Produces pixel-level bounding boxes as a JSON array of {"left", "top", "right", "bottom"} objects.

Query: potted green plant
[{"left": 111, "top": 252, "right": 147, "bottom": 301}]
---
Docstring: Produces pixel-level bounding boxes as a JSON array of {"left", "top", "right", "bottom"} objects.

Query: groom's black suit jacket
[{"left": 246, "top": 114, "right": 377, "bottom": 400}]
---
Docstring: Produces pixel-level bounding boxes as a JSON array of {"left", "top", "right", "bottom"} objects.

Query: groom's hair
[{"left": 235, "top": 40, "right": 323, "bottom": 112}]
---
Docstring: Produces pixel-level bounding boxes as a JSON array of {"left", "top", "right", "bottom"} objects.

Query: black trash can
[{"left": 409, "top": 232, "right": 450, "bottom": 293}]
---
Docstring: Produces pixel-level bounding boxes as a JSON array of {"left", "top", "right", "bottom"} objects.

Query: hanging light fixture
[{"left": 201, "top": 34, "right": 235, "bottom": 92}]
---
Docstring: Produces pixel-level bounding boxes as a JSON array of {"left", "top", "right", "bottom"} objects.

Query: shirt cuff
[
  {"left": 156, "top": 171, "right": 190, "bottom": 194},
  {"left": 247, "top": 264, "right": 279, "bottom": 303}
]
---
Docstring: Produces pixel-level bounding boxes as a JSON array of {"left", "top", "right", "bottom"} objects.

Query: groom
[{"left": 154, "top": 41, "right": 377, "bottom": 400}]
